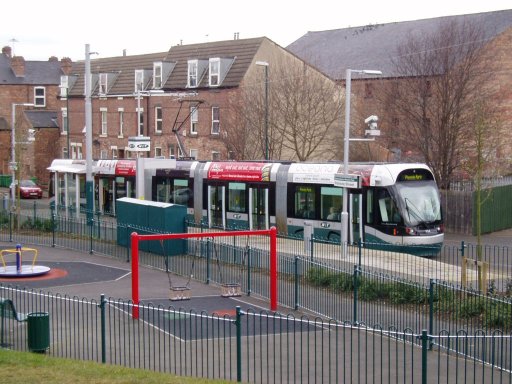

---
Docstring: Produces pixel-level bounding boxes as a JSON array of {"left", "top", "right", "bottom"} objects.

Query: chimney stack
[
  {"left": 60, "top": 57, "right": 73, "bottom": 75},
  {"left": 11, "top": 56, "right": 25, "bottom": 77},
  {"left": 2, "top": 46, "right": 12, "bottom": 58}
]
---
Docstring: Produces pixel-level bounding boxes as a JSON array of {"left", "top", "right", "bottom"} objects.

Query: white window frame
[
  {"left": 153, "top": 62, "right": 162, "bottom": 89},
  {"left": 155, "top": 106, "right": 163, "bottom": 133},
  {"left": 211, "top": 107, "right": 220, "bottom": 134},
  {"left": 60, "top": 76, "right": 69, "bottom": 98},
  {"left": 118, "top": 108, "right": 124, "bottom": 138},
  {"left": 189, "top": 149, "right": 198, "bottom": 160},
  {"left": 100, "top": 108, "right": 108, "bottom": 136},
  {"left": 99, "top": 73, "right": 108, "bottom": 95},
  {"left": 34, "top": 86, "right": 46, "bottom": 107},
  {"left": 154, "top": 147, "right": 162, "bottom": 157},
  {"left": 62, "top": 147, "right": 68, "bottom": 158},
  {"left": 100, "top": 149, "right": 108, "bottom": 159},
  {"left": 135, "top": 70, "right": 144, "bottom": 92},
  {"left": 111, "top": 146, "right": 118, "bottom": 159},
  {"left": 209, "top": 58, "right": 220, "bottom": 87},
  {"left": 61, "top": 107, "right": 68, "bottom": 135},
  {"left": 187, "top": 60, "right": 198, "bottom": 88},
  {"left": 190, "top": 106, "right": 198, "bottom": 135},
  {"left": 137, "top": 107, "right": 144, "bottom": 136},
  {"left": 212, "top": 151, "right": 220, "bottom": 161}
]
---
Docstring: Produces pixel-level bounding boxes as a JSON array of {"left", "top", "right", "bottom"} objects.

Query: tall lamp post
[
  {"left": 341, "top": 69, "right": 382, "bottom": 251},
  {"left": 10, "top": 102, "right": 34, "bottom": 209},
  {"left": 255, "top": 61, "right": 269, "bottom": 160},
  {"left": 85, "top": 44, "right": 97, "bottom": 224}
]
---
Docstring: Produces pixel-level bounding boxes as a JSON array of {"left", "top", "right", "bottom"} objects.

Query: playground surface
[{"left": 0, "top": 241, "right": 277, "bottom": 316}]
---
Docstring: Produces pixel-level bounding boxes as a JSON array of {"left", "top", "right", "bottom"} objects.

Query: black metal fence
[
  {"left": 1, "top": 285, "right": 510, "bottom": 383},
  {"left": 2, "top": 204, "right": 512, "bottom": 381}
]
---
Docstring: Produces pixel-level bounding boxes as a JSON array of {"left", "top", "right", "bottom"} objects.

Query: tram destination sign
[{"left": 334, "top": 174, "right": 361, "bottom": 189}]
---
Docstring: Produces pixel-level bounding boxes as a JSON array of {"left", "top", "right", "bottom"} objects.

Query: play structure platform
[{"left": 0, "top": 245, "right": 50, "bottom": 278}]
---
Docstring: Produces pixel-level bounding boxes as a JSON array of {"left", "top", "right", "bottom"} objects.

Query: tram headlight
[{"left": 405, "top": 227, "right": 416, "bottom": 235}]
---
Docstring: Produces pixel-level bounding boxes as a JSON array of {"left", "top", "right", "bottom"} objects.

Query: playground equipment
[
  {"left": 0, "top": 245, "right": 50, "bottom": 278},
  {"left": 130, "top": 228, "right": 278, "bottom": 319}
]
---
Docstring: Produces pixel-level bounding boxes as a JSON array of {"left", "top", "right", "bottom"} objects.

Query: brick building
[
  {"left": 287, "top": 9, "right": 512, "bottom": 180},
  {"left": 0, "top": 46, "right": 73, "bottom": 188}
]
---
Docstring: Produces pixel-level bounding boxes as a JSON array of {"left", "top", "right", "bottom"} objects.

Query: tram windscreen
[{"left": 395, "top": 181, "right": 441, "bottom": 226}]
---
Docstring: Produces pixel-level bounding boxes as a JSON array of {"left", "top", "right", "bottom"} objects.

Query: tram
[{"left": 151, "top": 161, "right": 444, "bottom": 253}]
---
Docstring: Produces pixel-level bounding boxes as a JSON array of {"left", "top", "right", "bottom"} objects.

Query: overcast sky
[{"left": 2, "top": 0, "right": 510, "bottom": 61}]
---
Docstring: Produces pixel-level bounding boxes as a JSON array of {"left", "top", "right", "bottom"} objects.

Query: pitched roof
[
  {"left": 163, "top": 37, "right": 265, "bottom": 89},
  {"left": 287, "top": 10, "right": 512, "bottom": 80},
  {"left": 68, "top": 37, "right": 266, "bottom": 95},
  {"left": 0, "top": 55, "right": 64, "bottom": 85},
  {"left": 25, "top": 110, "right": 59, "bottom": 128},
  {"left": 69, "top": 52, "right": 168, "bottom": 96}
]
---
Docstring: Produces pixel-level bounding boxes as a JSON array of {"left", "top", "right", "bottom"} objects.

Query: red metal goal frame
[{"left": 130, "top": 227, "right": 278, "bottom": 319}]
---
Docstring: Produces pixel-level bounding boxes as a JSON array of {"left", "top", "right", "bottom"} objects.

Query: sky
[{"left": 2, "top": 1, "right": 511, "bottom": 62}]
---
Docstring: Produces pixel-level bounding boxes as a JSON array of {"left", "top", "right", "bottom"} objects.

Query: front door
[{"left": 249, "top": 187, "right": 269, "bottom": 230}]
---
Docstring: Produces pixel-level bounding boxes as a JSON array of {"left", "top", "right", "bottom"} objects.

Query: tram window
[
  {"left": 377, "top": 189, "right": 400, "bottom": 223},
  {"left": 294, "top": 186, "right": 315, "bottom": 219},
  {"left": 321, "top": 186, "right": 342, "bottom": 221},
  {"left": 172, "top": 179, "right": 191, "bottom": 205},
  {"left": 366, "top": 189, "right": 374, "bottom": 224},
  {"left": 228, "top": 182, "right": 246, "bottom": 212}
]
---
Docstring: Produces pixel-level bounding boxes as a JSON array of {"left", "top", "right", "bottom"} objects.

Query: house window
[
  {"left": 155, "top": 106, "right": 162, "bottom": 133},
  {"left": 209, "top": 58, "right": 220, "bottom": 87},
  {"left": 153, "top": 62, "right": 162, "bottom": 89},
  {"left": 61, "top": 108, "right": 68, "bottom": 135},
  {"left": 364, "top": 83, "right": 373, "bottom": 98},
  {"left": 111, "top": 146, "right": 118, "bottom": 159},
  {"left": 99, "top": 73, "right": 108, "bottom": 95},
  {"left": 100, "top": 149, "right": 108, "bottom": 159},
  {"left": 34, "top": 87, "right": 46, "bottom": 107},
  {"left": 188, "top": 60, "right": 198, "bottom": 88},
  {"left": 169, "top": 144, "right": 175, "bottom": 159},
  {"left": 60, "top": 76, "right": 69, "bottom": 98},
  {"left": 212, "top": 151, "right": 220, "bottom": 161},
  {"left": 71, "top": 143, "right": 83, "bottom": 160},
  {"left": 135, "top": 70, "right": 144, "bottom": 92},
  {"left": 189, "top": 149, "right": 198, "bottom": 160},
  {"left": 118, "top": 109, "right": 124, "bottom": 137},
  {"left": 155, "top": 147, "right": 162, "bottom": 157},
  {"left": 100, "top": 108, "right": 108, "bottom": 136},
  {"left": 190, "top": 106, "right": 198, "bottom": 134},
  {"left": 137, "top": 107, "right": 144, "bottom": 136},
  {"left": 62, "top": 147, "right": 68, "bottom": 158},
  {"left": 211, "top": 107, "right": 220, "bottom": 134}
]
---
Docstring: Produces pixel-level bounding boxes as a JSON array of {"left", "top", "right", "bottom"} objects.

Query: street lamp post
[
  {"left": 342, "top": 69, "right": 382, "bottom": 252},
  {"left": 85, "top": 44, "right": 94, "bottom": 224},
  {"left": 10, "top": 102, "right": 34, "bottom": 209},
  {"left": 255, "top": 61, "right": 269, "bottom": 160}
]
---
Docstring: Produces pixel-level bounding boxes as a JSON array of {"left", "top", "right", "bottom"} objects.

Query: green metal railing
[{"left": 1, "top": 285, "right": 510, "bottom": 383}]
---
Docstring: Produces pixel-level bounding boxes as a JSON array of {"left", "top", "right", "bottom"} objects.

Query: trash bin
[{"left": 27, "top": 312, "right": 50, "bottom": 352}]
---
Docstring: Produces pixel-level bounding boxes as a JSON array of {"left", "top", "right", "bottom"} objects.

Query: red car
[{"left": 14, "top": 179, "right": 43, "bottom": 199}]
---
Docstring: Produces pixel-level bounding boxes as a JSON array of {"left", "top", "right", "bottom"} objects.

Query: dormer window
[
  {"left": 99, "top": 73, "right": 108, "bottom": 95},
  {"left": 209, "top": 58, "right": 220, "bottom": 87},
  {"left": 153, "top": 62, "right": 163, "bottom": 89},
  {"left": 135, "top": 70, "right": 144, "bottom": 92},
  {"left": 188, "top": 60, "right": 198, "bottom": 88}
]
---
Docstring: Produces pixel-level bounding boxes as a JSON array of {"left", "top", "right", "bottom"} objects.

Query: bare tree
[
  {"left": 382, "top": 19, "right": 497, "bottom": 188},
  {"left": 223, "top": 56, "right": 342, "bottom": 161}
]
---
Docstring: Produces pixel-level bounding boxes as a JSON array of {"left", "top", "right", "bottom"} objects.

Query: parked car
[{"left": 12, "top": 179, "right": 43, "bottom": 199}]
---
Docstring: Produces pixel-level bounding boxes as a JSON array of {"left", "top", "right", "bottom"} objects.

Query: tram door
[
  {"left": 350, "top": 192, "right": 363, "bottom": 244},
  {"left": 249, "top": 187, "right": 269, "bottom": 230},
  {"left": 208, "top": 185, "right": 225, "bottom": 228}
]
